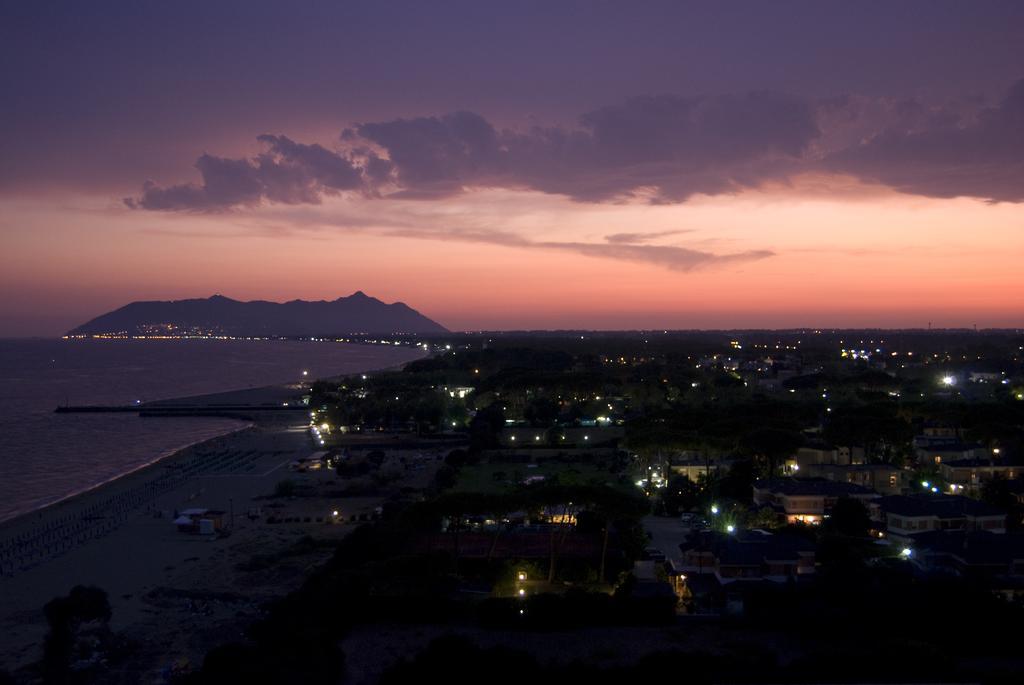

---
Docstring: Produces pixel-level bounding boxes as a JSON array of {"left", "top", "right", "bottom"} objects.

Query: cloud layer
[
  {"left": 378, "top": 225, "right": 772, "bottom": 272},
  {"left": 824, "top": 79, "right": 1024, "bottom": 202},
  {"left": 125, "top": 135, "right": 364, "bottom": 210},
  {"left": 127, "top": 79, "right": 1024, "bottom": 212}
]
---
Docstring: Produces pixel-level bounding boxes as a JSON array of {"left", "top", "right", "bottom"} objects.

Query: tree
[
  {"left": 741, "top": 428, "right": 803, "bottom": 476},
  {"left": 661, "top": 475, "right": 700, "bottom": 516},
  {"left": 826, "top": 497, "right": 871, "bottom": 538},
  {"left": 591, "top": 488, "right": 649, "bottom": 584},
  {"left": 524, "top": 397, "right": 559, "bottom": 426},
  {"left": 42, "top": 585, "right": 112, "bottom": 683},
  {"left": 469, "top": 403, "right": 505, "bottom": 451},
  {"left": 980, "top": 475, "right": 1022, "bottom": 530}
]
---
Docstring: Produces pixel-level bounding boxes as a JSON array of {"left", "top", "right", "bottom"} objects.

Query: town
[{"left": 168, "top": 329, "right": 1024, "bottom": 683}]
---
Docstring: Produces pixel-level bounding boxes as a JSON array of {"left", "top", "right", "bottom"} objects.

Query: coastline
[
  {"left": 0, "top": 421, "right": 254, "bottom": 527},
  {"left": 0, "top": 341, "right": 425, "bottom": 532},
  {"left": 0, "top": 343, "right": 430, "bottom": 675}
]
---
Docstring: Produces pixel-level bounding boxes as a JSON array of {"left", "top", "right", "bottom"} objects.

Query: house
[
  {"left": 914, "top": 441, "right": 985, "bottom": 466},
  {"left": 679, "top": 529, "right": 816, "bottom": 583},
  {"left": 920, "top": 421, "right": 959, "bottom": 440},
  {"left": 793, "top": 442, "right": 866, "bottom": 468},
  {"left": 912, "top": 530, "right": 1024, "bottom": 600},
  {"left": 870, "top": 494, "right": 1006, "bottom": 542},
  {"left": 939, "top": 458, "right": 1019, "bottom": 488},
  {"left": 799, "top": 463, "right": 906, "bottom": 495},
  {"left": 669, "top": 455, "right": 739, "bottom": 483},
  {"left": 752, "top": 478, "right": 880, "bottom": 524}
]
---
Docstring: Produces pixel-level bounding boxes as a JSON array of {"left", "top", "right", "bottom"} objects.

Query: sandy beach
[{"left": 0, "top": 349, "right": 430, "bottom": 679}]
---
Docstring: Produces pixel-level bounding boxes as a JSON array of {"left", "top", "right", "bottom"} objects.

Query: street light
[{"left": 710, "top": 504, "right": 720, "bottom": 515}]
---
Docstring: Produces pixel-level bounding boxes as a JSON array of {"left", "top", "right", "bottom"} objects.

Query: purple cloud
[
  {"left": 126, "top": 80, "right": 1024, "bottom": 210},
  {"left": 825, "top": 78, "right": 1024, "bottom": 202},
  {"left": 381, "top": 226, "right": 773, "bottom": 272},
  {"left": 126, "top": 135, "right": 364, "bottom": 210}
]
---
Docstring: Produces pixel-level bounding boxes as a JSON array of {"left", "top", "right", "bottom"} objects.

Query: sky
[{"left": 2, "top": 0, "right": 1023, "bottom": 335}]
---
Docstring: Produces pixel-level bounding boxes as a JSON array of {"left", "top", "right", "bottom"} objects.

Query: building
[
  {"left": 939, "top": 458, "right": 1019, "bottom": 488},
  {"left": 799, "top": 463, "right": 906, "bottom": 495},
  {"left": 752, "top": 478, "right": 880, "bottom": 524},
  {"left": 668, "top": 455, "right": 739, "bottom": 483},
  {"left": 870, "top": 494, "right": 1006, "bottom": 542},
  {"left": 912, "top": 530, "right": 1024, "bottom": 600},
  {"left": 679, "top": 529, "right": 816, "bottom": 583},
  {"left": 915, "top": 441, "right": 985, "bottom": 466},
  {"left": 792, "top": 442, "right": 866, "bottom": 468}
]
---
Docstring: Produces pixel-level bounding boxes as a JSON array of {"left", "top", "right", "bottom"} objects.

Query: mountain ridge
[{"left": 67, "top": 293, "right": 448, "bottom": 337}]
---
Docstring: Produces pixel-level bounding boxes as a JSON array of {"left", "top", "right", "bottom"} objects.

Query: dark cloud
[
  {"left": 825, "top": 78, "right": 1024, "bottom": 201},
  {"left": 355, "top": 111, "right": 504, "bottom": 193},
  {"left": 127, "top": 80, "right": 1024, "bottom": 210},
  {"left": 129, "top": 90, "right": 820, "bottom": 209},
  {"left": 126, "top": 136, "right": 363, "bottom": 210},
  {"left": 352, "top": 92, "right": 819, "bottom": 202}
]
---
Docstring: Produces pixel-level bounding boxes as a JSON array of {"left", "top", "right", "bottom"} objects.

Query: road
[{"left": 643, "top": 514, "right": 691, "bottom": 567}]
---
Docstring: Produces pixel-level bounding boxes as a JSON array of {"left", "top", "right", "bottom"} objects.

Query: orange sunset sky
[{"left": 2, "top": 2, "right": 1023, "bottom": 334}]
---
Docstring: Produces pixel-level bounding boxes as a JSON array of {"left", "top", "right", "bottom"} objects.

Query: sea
[{"left": 0, "top": 338, "right": 424, "bottom": 523}]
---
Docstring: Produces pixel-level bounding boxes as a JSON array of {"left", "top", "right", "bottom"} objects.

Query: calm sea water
[{"left": 0, "top": 339, "right": 423, "bottom": 522}]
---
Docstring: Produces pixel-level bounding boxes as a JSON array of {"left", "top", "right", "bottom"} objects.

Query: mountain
[{"left": 67, "top": 292, "right": 449, "bottom": 337}]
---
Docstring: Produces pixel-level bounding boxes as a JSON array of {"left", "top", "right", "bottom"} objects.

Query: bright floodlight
[
  {"left": 900, "top": 547, "right": 912, "bottom": 558},
  {"left": 941, "top": 375, "right": 955, "bottom": 386},
  {"left": 710, "top": 504, "right": 720, "bottom": 515},
  {"left": 726, "top": 524, "right": 735, "bottom": 533}
]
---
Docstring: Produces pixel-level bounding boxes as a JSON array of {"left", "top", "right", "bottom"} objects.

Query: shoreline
[
  {"left": 0, "top": 343, "right": 425, "bottom": 560},
  {"left": 0, "top": 420, "right": 254, "bottom": 527}
]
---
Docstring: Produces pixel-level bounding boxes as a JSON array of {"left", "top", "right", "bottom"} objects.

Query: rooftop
[
  {"left": 876, "top": 494, "right": 1003, "bottom": 518},
  {"left": 754, "top": 477, "right": 876, "bottom": 497}
]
